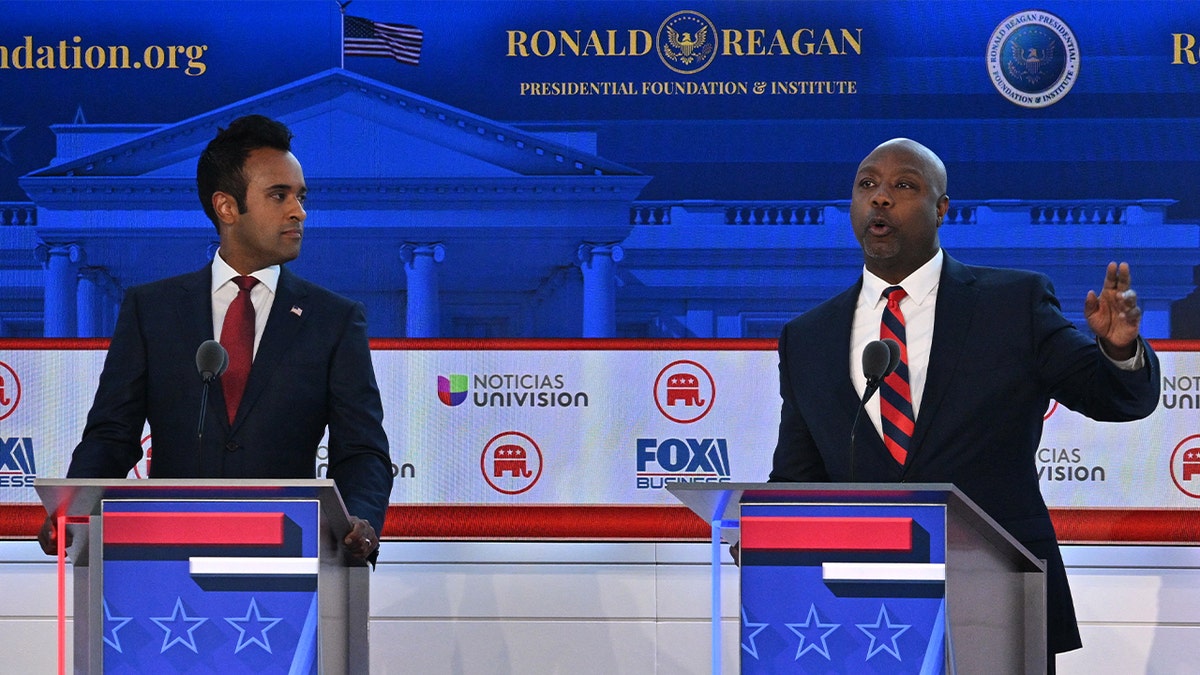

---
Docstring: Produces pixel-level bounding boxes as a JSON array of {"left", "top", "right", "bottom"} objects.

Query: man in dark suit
[
  {"left": 39, "top": 115, "right": 392, "bottom": 563},
  {"left": 768, "top": 138, "right": 1159, "bottom": 666}
]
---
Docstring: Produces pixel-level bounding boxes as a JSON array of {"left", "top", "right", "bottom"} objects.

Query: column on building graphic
[
  {"left": 577, "top": 242, "right": 623, "bottom": 338},
  {"left": 77, "top": 267, "right": 120, "bottom": 338},
  {"left": 400, "top": 243, "right": 445, "bottom": 338},
  {"left": 35, "top": 242, "right": 83, "bottom": 338}
]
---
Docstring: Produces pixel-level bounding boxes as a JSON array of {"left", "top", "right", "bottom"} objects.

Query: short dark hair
[{"left": 196, "top": 115, "right": 293, "bottom": 230}]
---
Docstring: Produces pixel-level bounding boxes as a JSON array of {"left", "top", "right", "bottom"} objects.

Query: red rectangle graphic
[
  {"left": 102, "top": 512, "right": 285, "bottom": 546},
  {"left": 740, "top": 516, "right": 914, "bottom": 552}
]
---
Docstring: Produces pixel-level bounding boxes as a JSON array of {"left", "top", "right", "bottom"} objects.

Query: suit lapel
[
  {"left": 176, "top": 265, "right": 217, "bottom": 344},
  {"left": 818, "top": 281, "right": 896, "bottom": 474},
  {"left": 828, "top": 284, "right": 866, "bottom": 423},
  {"left": 907, "top": 256, "right": 978, "bottom": 462},
  {"left": 232, "top": 267, "right": 309, "bottom": 429},
  {"left": 177, "top": 265, "right": 231, "bottom": 431}
]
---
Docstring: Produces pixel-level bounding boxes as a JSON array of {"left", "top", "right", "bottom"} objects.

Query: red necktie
[
  {"left": 220, "top": 275, "right": 259, "bottom": 423},
  {"left": 879, "top": 286, "right": 914, "bottom": 464}
]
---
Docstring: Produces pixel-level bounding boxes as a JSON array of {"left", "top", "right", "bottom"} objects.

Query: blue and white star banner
[
  {"left": 738, "top": 503, "right": 949, "bottom": 673},
  {"left": 99, "top": 498, "right": 321, "bottom": 673}
]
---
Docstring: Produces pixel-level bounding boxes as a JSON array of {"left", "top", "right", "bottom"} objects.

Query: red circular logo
[
  {"left": 0, "top": 361, "right": 21, "bottom": 421},
  {"left": 654, "top": 360, "right": 715, "bottom": 424},
  {"left": 131, "top": 434, "right": 153, "bottom": 478},
  {"left": 1169, "top": 434, "right": 1200, "bottom": 498},
  {"left": 1043, "top": 400, "right": 1059, "bottom": 421},
  {"left": 481, "top": 431, "right": 543, "bottom": 495}
]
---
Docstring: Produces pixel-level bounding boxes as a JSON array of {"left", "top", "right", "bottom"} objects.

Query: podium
[
  {"left": 668, "top": 483, "right": 1046, "bottom": 674},
  {"left": 35, "top": 478, "right": 369, "bottom": 674}
]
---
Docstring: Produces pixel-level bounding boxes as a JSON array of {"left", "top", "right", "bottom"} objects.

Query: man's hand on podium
[
  {"left": 344, "top": 516, "right": 379, "bottom": 563},
  {"left": 37, "top": 513, "right": 73, "bottom": 556}
]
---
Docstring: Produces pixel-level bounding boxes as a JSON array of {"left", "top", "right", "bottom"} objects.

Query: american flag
[{"left": 343, "top": 15, "right": 423, "bottom": 66}]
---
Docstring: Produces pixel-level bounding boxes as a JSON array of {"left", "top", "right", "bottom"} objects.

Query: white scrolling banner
[{"left": 1, "top": 342, "right": 1196, "bottom": 512}]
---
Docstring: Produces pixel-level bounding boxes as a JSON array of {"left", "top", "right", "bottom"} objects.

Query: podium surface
[
  {"left": 36, "top": 478, "right": 368, "bottom": 674},
  {"left": 669, "top": 482, "right": 1047, "bottom": 674}
]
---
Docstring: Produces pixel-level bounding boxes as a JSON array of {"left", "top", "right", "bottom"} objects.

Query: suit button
[{"left": 225, "top": 441, "right": 239, "bottom": 453}]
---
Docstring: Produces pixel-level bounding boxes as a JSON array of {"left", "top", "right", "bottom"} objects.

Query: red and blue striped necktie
[{"left": 879, "top": 286, "right": 914, "bottom": 464}]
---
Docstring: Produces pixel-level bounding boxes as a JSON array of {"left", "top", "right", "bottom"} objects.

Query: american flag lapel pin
[{"left": 290, "top": 305, "right": 303, "bottom": 317}]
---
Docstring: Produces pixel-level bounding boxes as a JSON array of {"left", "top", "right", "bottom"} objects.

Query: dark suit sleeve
[
  {"left": 324, "top": 301, "right": 393, "bottom": 536},
  {"left": 768, "top": 322, "right": 832, "bottom": 483},
  {"left": 1032, "top": 276, "right": 1161, "bottom": 421},
  {"left": 66, "top": 289, "right": 149, "bottom": 478}
]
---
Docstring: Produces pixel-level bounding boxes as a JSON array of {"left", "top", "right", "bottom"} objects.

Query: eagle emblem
[
  {"left": 1004, "top": 27, "right": 1063, "bottom": 86},
  {"left": 656, "top": 11, "right": 718, "bottom": 74},
  {"left": 665, "top": 25, "right": 710, "bottom": 65},
  {"left": 987, "top": 10, "right": 1079, "bottom": 109}
]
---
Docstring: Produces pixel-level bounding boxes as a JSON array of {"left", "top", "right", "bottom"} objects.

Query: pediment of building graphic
[{"left": 21, "top": 68, "right": 643, "bottom": 191}]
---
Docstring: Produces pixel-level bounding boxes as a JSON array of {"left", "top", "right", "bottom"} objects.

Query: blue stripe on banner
[
  {"left": 289, "top": 594, "right": 319, "bottom": 675},
  {"left": 919, "top": 597, "right": 948, "bottom": 675}
]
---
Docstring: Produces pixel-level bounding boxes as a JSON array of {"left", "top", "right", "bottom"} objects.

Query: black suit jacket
[
  {"left": 67, "top": 264, "right": 393, "bottom": 535},
  {"left": 769, "top": 254, "right": 1160, "bottom": 653}
]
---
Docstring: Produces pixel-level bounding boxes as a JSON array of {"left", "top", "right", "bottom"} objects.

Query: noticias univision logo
[
  {"left": 438, "top": 374, "right": 469, "bottom": 407},
  {"left": 437, "top": 372, "right": 589, "bottom": 408}
]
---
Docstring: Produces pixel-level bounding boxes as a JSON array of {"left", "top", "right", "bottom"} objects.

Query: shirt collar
[
  {"left": 210, "top": 249, "right": 280, "bottom": 295},
  {"left": 860, "top": 248, "right": 944, "bottom": 308}
]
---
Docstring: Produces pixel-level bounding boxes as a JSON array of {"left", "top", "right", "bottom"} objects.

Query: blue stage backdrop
[
  {"left": 0, "top": 0, "right": 1197, "bottom": 340},
  {"left": 1, "top": 2, "right": 1199, "bottom": 547}
]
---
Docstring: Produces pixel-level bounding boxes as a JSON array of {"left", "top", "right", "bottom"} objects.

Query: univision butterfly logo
[{"left": 438, "top": 374, "right": 468, "bottom": 406}]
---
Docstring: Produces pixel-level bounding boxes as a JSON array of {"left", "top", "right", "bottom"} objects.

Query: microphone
[
  {"left": 195, "top": 340, "right": 228, "bottom": 440},
  {"left": 849, "top": 339, "right": 901, "bottom": 482},
  {"left": 862, "top": 339, "right": 894, "bottom": 391},
  {"left": 196, "top": 339, "right": 228, "bottom": 383}
]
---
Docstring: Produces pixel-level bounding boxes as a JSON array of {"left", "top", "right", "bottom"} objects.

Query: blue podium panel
[
  {"left": 739, "top": 503, "right": 949, "bottom": 674},
  {"left": 99, "top": 499, "right": 321, "bottom": 674}
]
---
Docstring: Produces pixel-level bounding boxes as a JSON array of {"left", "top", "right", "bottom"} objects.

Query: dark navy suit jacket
[
  {"left": 67, "top": 264, "right": 393, "bottom": 535},
  {"left": 769, "top": 253, "right": 1160, "bottom": 653}
]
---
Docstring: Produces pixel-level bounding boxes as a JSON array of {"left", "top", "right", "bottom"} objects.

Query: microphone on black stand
[
  {"left": 849, "top": 338, "right": 901, "bottom": 482},
  {"left": 195, "top": 340, "right": 228, "bottom": 441}
]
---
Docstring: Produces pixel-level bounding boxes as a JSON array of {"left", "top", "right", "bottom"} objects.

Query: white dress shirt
[
  {"left": 849, "top": 249, "right": 1144, "bottom": 440},
  {"left": 850, "top": 250, "right": 943, "bottom": 439},
  {"left": 211, "top": 250, "right": 280, "bottom": 359}
]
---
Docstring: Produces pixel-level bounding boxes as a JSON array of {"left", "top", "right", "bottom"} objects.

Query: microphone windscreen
[
  {"left": 196, "top": 339, "right": 229, "bottom": 381},
  {"left": 881, "top": 338, "right": 901, "bottom": 377},
  {"left": 861, "top": 339, "right": 892, "bottom": 381}
]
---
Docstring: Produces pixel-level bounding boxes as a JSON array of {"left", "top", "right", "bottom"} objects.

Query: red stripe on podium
[
  {"left": 6, "top": 504, "right": 1200, "bottom": 543},
  {"left": 741, "top": 516, "right": 914, "bottom": 551},
  {"left": 102, "top": 512, "right": 284, "bottom": 545}
]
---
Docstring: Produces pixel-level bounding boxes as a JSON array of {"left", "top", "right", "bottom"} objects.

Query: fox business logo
[
  {"left": 0, "top": 437, "right": 37, "bottom": 487},
  {"left": 636, "top": 437, "right": 731, "bottom": 489}
]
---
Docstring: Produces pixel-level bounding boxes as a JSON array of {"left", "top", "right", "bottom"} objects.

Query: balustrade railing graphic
[
  {"left": 0, "top": 203, "right": 36, "bottom": 226},
  {"left": 630, "top": 199, "right": 1173, "bottom": 226}
]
